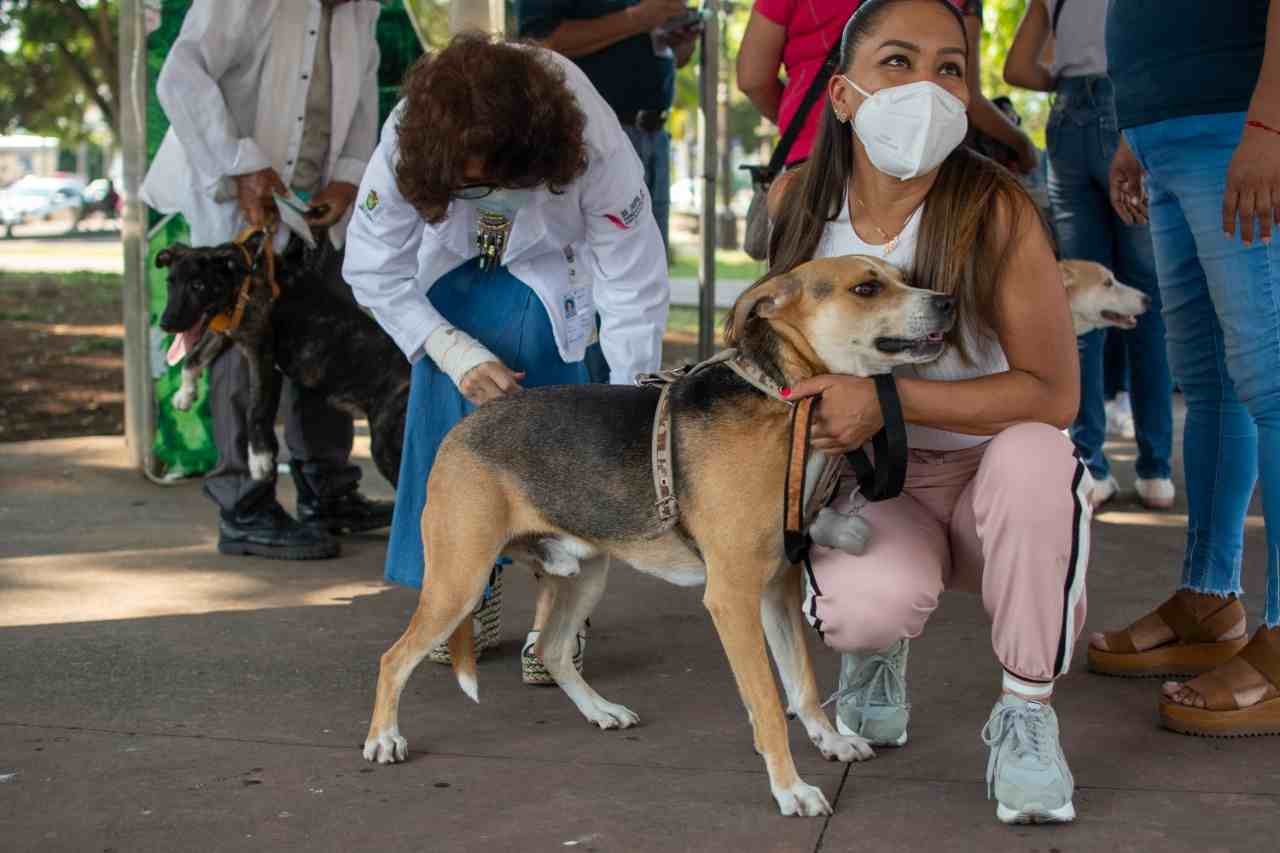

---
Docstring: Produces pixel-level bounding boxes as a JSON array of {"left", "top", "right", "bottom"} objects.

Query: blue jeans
[
  {"left": 1047, "top": 75, "right": 1172, "bottom": 481},
  {"left": 1126, "top": 112, "right": 1280, "bottom": 626},
  {"left": 621, "top": 125, "right": 671, "bottom": 251}
]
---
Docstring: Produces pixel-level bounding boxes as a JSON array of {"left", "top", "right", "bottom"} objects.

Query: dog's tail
[{"left": 449, "top": 616, "right": 479, "bottom": 703}]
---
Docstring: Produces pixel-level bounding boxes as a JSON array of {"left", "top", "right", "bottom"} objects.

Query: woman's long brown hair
[{"left": 748, "top": 0, "right": 1044, "bottom": 362}]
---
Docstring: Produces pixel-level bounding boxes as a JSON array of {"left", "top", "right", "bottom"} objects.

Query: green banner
[{"left": 143, "top": 1, "right": 425, "bottom": 479}]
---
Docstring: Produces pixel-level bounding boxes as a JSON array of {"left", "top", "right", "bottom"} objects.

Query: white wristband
[{"left": 423, "top": 325, "right": 499, "bottom": 390}]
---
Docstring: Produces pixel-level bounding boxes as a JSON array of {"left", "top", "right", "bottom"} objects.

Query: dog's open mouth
[
  {"left": 165, "top": 316, "right": 210, "bottom": 366},
  {"left": 875, "top": 331, "right": 946, "bottom": 355},
  {"left": 1101, "top": 310, "right": 1138, "bottom": 329}
]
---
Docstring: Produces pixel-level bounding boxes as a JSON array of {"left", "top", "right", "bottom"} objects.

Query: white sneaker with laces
[
  {"left": 1135, "top": 477, "right": 1175, "bottom": 509},
  {"left": 981, "top": 694, "right": 1076, "bottom": 825},
  {"left": 827, "top": 639, "right": 910, "bottom": 747}
]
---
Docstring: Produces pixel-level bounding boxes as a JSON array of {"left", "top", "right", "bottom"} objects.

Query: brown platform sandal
[
  {"left": 1088, "top": 592, "right": 1248, "bottom": 678},
  {"left": 1160, "top": 627, "right": 1280, "bottom": 737}
]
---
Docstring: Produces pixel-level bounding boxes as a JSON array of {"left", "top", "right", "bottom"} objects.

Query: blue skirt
[{"left": 384, "top": 259, "right": 591, "bottom": 588}]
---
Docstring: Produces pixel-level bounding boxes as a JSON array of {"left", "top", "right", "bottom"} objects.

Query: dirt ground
[
  {"left": 0, "top": 272, "right": 126, "bottom": 442},
  {"left": 0, "top": 270, "right": 713, "bottom": 444}
]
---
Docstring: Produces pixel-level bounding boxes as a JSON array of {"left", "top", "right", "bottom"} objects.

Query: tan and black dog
[{"left": 362, "top": 255, "right": 956, "bottom": 817}]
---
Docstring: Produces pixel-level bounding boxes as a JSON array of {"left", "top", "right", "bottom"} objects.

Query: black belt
[{"left": 616, "top": 109, "right": 669, "bottom": 132}]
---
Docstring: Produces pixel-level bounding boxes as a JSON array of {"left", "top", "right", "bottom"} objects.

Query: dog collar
[{"left": 208, "top": 225, "right": 281, "bottom": 334}]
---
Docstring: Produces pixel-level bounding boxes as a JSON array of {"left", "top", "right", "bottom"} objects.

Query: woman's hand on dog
[
  {"left": 235, "top": 168, "right": 288, "bottom": 229},
  {"left": 785, "top": 376, "right": 884, "bottom": 453},
  {"left": 459, "top": 361, "right": 527, "bottom": 405},
  {"left": 306, "top": 182, "right": 359, "bottom": 227}
]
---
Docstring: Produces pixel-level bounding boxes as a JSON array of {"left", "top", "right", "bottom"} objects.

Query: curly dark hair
[{"left": 394, "top": 33, "right": 589, "bottom": 224}]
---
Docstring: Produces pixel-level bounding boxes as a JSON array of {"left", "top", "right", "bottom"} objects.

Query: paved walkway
[{"left": 1, "top": 413, "right": 1276, "bottom": 851}]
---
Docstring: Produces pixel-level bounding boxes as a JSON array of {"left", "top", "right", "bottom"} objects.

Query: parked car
[
  {"left": 78, "top": 178, "right": 122, "bottom": 224},
  {"left": 0, "top": 175, "right": 85, "bottom": 236}
]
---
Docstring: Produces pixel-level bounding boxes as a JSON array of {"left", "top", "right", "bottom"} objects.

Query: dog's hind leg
[
  {"left": 537, "top": 556, "right": 639, "bottom": 730},
  {"left": 363, "top": 466, "right": 505, "bottom": 764},
  {"left": 703, "top": 554, "right": 831, "bottom": 817},
  {"left": 762, "top": 567, "right": 873, "bottom": 764}
]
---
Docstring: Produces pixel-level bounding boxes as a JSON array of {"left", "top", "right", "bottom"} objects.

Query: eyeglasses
[
  {"left": 452, "top": 184, "right": 497, "bottom": 201},
  {"left": 450, "top": 178, "right": 543, "bottom": 202}
]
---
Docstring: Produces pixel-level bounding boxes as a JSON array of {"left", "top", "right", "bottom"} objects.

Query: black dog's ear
[{"left": 155, "top": 243, "right": 190, "bottom": 269}]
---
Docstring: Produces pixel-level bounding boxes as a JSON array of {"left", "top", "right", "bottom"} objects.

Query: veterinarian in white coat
[
  {"left": 142, "top": 0, "right": 392, "bottom": 560},
  {"left": 343, "top": 36, "right": 668, "bottom": 679}
]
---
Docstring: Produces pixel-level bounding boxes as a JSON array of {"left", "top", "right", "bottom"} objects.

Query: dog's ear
[
  {"left": 155, "top": 243, "right": 190, "bottom": 269},
  {"left": 1058, "top": 261, "right": 1076, "bottom": 288},
  {"left": 728, "top": 273, "right": 801, "bottom": 339}
]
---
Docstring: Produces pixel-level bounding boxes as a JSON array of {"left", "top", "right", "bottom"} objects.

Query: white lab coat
[
  {"left": 140, "top": 0, "right": 381, "bottom": 247},
  {"left": 343, "top": 50, "right": 670, "bottom": 386}
]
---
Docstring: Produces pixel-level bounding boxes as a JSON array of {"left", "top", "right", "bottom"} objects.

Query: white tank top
[{"left": 816, "top": 193, "right": 1008, "bottom": 450}]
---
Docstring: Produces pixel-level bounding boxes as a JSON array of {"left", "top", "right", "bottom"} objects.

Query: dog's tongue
[{"left": 165, "top": 325, "right": 204, "bottom": 366}]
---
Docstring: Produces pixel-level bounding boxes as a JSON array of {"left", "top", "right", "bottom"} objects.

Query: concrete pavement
[{"left": 1, "top": 414, "right": 1278, "bottom": 851}]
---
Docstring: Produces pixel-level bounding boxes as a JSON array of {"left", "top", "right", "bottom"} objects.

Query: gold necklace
[{"left": 850, "top": 193, "right": 906, "bottom": 254}]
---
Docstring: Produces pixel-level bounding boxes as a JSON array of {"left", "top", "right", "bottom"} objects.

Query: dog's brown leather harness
[
  {"left": 208, "top": 225, "right": 280, "bottom": 334},
  {"left": 636, "top": 350, "right": 843, "bottom": 559},
  {"left": 637, "top": 351, "right": 909, "bottom": 564}
]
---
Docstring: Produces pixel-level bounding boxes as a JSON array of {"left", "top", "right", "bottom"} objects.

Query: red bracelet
[{"left": 1246, "top": 119, "right": 1280, "bottom": 138}]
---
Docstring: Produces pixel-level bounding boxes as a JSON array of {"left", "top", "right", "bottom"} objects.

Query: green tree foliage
[
  {"left": 982, "top": 0, "right": 1049, "bottom": 147},
  {"left": 0, "top": 0, "right": 117, "bottom": 145}
]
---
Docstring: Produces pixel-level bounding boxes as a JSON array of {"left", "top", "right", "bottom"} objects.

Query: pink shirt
[{"left": 754, "top": 0, "right": 973, "bottom": 165}]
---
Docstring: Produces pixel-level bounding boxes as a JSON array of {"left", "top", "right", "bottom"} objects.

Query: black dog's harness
[
  {"left": 635, "top": 351, "right": 909, "bottom": 563},
  {"left": 208, "top": 225, "right": 280, "bottom": 334}
]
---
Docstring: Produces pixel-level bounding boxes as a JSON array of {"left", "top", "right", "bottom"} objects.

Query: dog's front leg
[
  {"left": 703, "top": 558, "right": 832, "bottom": 817},
  {"left": 243, "top": 338, "right": 282, "bottom": 480},
  {"left": 174, "top": 332, "right": 229, "bottom": 411},
  {"left": 762, "top": 567, "right": 873, "bottom": 764}
]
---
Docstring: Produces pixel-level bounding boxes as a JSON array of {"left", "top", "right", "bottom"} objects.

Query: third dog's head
[
  {"left": 727, "top": 255, "right": 956, "bottom": 378},
  {"left": 155, "top": 241, "right": 256, "bottom": 335},
  {"left": 1060, "top": 259, "right": 1150, "bottom": 336}
]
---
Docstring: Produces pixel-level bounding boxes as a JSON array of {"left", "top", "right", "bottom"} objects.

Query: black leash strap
[{"left": 844, "top": 374, "right": 908, "bottom": 502}]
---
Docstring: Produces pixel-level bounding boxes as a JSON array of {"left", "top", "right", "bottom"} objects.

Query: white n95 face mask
[{"left": 841, "top": 76, "right": 968, "bottom": 180}]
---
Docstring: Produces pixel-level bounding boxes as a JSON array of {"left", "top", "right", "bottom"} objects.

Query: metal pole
[
  {"left": 697, "top": 0, "right": 719, "bottom": 360},
  {"left": 120, "top": 0, "right": 154, "bottom": 474}
]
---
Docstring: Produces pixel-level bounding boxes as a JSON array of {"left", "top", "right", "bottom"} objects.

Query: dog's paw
[
  {"left": 810, "top": 727, "right": 875, "bottom": 763},
  {"left": 173, "top": 384, "right": 196, "bottom": 411},
  {"left": 248, "top": 447, "right": 276, "bottom": 481},
  {"left": 772, "top": 780, "right": 832, "bottom": 817},
  {"left": 362, "top": 728, "right": 408, "bottom": 764},
  {"left": 583, "top": 699, "right": 640, "bottom": 730}
]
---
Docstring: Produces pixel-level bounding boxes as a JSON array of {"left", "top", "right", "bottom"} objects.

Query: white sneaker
[
  {"left": 1105, "top": 392, "right": 1135, "bottom": 439},
  {"left": 828, "top": 639, "right": 910, "bottom": 746},
  {"left": 1135, "top": 477, "right": 1175, "bottom": 509},
  {"left": 981, "top": 695, "right": 1076, "bottom": 825},
  {"left": 1089, "top": 474, "right": 1118, "bottom": 509}
]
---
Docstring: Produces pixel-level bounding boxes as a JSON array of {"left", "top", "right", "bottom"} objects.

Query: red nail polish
[{"left": 781, "top": 387, "right": 791, "bottom": 398}]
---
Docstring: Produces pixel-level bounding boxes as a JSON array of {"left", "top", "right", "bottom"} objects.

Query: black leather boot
[
  {"left": 218, "top": 498, "right": 339, "bottom": 560},
  {"left": 290, "top": 462, "right": 393, "bottom": 534}
]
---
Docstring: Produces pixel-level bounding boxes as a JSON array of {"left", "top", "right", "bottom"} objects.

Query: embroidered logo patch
[
  {"left": 362, "top": 190, "right": 379, "bottom": 213},
  {"left": 604, "top": 193, "right": 644, "bottom": 230}
]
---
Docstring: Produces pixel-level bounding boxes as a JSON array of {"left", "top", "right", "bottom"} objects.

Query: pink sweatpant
[{"left": 803, "top": 423, "right": 1092, "bottom": 684}]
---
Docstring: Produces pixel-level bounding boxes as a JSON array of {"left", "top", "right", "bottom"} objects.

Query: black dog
[{"left": 157, "top": 233, "right": 409, "bottom": 487}]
